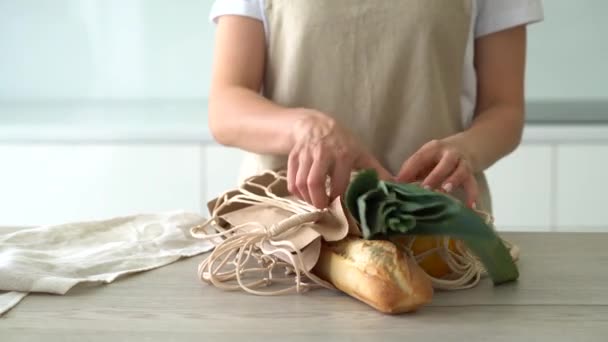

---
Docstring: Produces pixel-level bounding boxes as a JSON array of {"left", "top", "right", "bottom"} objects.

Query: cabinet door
[
  {"left": 485, "top": 144, "right": 553, "bottom": 231},
  {"left": 0, "top": 144, "right": 202, "bottom": 226},
  {"left": 203, "top": 145, "right": 245, "bottom": 206},
  {"left": 556, "top": 145, "right": 608, "bottom": 230}
]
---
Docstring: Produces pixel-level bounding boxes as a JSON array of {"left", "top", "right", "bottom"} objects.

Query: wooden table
[{"left": 1, "top": 232, "right": 607, "bottom": 341}]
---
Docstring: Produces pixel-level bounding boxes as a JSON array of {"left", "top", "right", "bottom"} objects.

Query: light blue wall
[
  {"left": 0, "top": 0, "right": 216, "bottom": 100},
  {"left": 0, "top": 0, "right": 606, "bottom": 102},
  {"left": 526, "top": 0, "right": 608, "bottom": 100}
]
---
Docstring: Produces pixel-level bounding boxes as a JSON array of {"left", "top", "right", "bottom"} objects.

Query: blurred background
[{"left": 0, "top": 0, "right": 606, "bottom": 230}]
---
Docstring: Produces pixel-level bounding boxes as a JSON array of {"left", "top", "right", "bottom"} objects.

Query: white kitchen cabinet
[
  {"left": 485, "top": 144, "right": 554, "bottom": 231},
  {"left": 0, "top": 144, "right": 203, "bottom": 226},
  {"left": 203, "top": 145, "right": 245, "bottom": 207},
  {"left": 1, "top": 140, "right": 602, "bottom": 231},
  {"left": 556, "top": 145, "right": 608, "bottom": 230}
]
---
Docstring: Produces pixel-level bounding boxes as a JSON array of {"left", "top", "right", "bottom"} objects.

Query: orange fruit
[{"left": 393, "top": 235, "right": 460, "bottom": 278}]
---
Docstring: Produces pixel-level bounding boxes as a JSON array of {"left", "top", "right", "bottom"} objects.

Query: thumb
[{"left": 355, "top": 153, "right": 394, "bottom": 181}]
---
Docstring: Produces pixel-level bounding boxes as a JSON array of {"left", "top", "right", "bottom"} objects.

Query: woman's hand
[
  {"left": 288, "top": 111, "right": 393, "bottom": 209},
  {"left": 396, "top": 139, "right": 478, "bottom": 208},
  {"left": 394, "top": 26, "right": 530, "bottom": 209}
]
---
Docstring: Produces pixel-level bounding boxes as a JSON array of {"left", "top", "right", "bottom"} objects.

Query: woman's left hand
[{"left": 396, "top": 139, "right": 478, "bottom": 208}]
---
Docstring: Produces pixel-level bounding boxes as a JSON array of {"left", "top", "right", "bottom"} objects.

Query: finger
[
  {"left": 421, "top": 153, "right": 459, "bottom": 190},
  {"left": 295, "top": 153, "right": 313, "bottom": 204},
  {"left": 329, "top": 159, "right": 353, "bottom": 201},
  {"left": 413, "top": 164, "right": 435, "bottom": 183},
  {"left": 356, "top": 153, "right": 394, "bottom": 181},
  {"left": 397, "top": 149, "right": 439, "bottom": 183},
  {"left": 462, "top": 173, "right": 479, "bottom": 209},
  {"left": 287, "top": 151, "right": 300, "bottom": 198},
  {"left": 308, "top": 157, "right": 331, "bottom": 208},
  {"left": 441, "top": 159, "right": 469, "bottom": 193}
]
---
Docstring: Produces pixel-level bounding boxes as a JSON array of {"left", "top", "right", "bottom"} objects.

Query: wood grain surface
[{"left": 1, "top": 232, "right": 607, "bottom": 341}]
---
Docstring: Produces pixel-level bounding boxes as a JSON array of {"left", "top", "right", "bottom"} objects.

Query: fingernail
[
  {"left": 472, "top": 202, "right": 477, "bottom": 209},
  {"left": 423, "top": 185, "right": 431, "bottom": 190},
  {"left": 442, "top": 183, "right": 453, "bottom": 193}
]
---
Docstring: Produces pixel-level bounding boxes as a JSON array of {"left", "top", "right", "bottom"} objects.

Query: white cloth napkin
[{"left": 0, "top": 211, "right": 213, "bottom": 316}]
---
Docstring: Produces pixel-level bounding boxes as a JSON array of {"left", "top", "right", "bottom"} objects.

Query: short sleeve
[
  {"left": 475, "top": 0, "right": 544, "bottom": 38},
  {"left": 209, "top": 0, "right": 264, "bottom": 24}
]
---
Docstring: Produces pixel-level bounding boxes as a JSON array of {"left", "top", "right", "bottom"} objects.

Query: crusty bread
[{"left": 312, "top": 236, "right": 433, "bottom": 314}]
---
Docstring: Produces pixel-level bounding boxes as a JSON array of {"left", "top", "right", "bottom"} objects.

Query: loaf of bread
[{"left": 312, "top": 236, "right": 433, "bottom": 314}]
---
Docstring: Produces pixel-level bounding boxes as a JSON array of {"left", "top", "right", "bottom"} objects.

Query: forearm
[
  {"left": 452, "top": 25, "right": 527, "bottom": 173},
  {"left": 445, "top": 104, "right": 524, "bottom": 172},
  {"left": 207, "top": 15, "right": 317, "bottom": 155},
  {"left": 208, "top": 86, "right": 316, "bottom": 155}
]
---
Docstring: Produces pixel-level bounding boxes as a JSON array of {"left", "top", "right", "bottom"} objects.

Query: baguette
[{"left": 312, "top": 236, "right": 433, "bottom": 314}]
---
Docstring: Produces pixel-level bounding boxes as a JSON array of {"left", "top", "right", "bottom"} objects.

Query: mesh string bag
[{"left": 190, "top": 170, "right": 520, "bottom": 294}]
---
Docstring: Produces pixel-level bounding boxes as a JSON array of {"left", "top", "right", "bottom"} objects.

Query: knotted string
[
  {"left": 191, "top": 170, "right": 519, "bottom": 294},
  {"left": 190, "top": 170, "right": 334, "bottom": 295},
  {"left": 393, "top": 208, "right": 519, "bottom": 290}
]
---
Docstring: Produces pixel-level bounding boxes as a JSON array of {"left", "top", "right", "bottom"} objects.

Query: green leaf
[
  {"left": 345, "top": 169, "right": 380, "bottom": 220},
  {"left": 345, "top": 169, "right": 519, "bottom": 285},
  {"left": 357, "top": 188, "right": 386, "bottom": 238}
]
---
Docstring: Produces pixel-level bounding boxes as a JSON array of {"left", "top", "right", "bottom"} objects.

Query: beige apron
[{"left": 239, "top": 0, "right": 492, "bottom": 213}]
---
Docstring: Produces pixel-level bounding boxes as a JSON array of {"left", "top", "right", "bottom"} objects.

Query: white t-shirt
[{"left": 209, "top": 0, "right": 544, "bottom": 127}]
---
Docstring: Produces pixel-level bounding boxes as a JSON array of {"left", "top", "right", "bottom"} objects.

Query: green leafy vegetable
[{"left": 345, "top": 169, "right": 519, "bottom": 285}]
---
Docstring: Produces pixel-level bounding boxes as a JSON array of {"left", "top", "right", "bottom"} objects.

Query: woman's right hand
[
  {"left": 208, "top": 15, "right": 391, "bottom": 198},
  {"left": 287, "top": 110, "right": 393, "bottom": 209}
]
